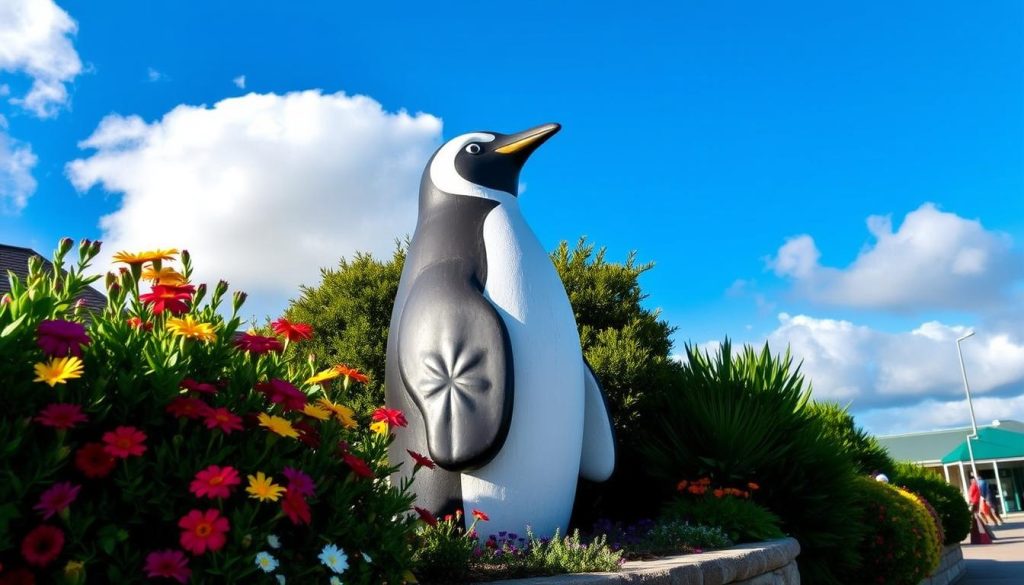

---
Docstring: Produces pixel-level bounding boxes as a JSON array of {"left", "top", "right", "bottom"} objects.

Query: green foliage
[
  {"left": 640, "top": 340, "right": 863, "bottom": 585},
  {"left": 631, "top": 520, "right": 732, "bottom": 556},
  {"left": 508, "top": 529, "right": 622, "bottom": 576},
  {"left": 412, "top": 513, "right": 476, "bottom": 582},
  {"left": 663, "top": 493, "right": 784, "bottom": 544},
  {"left": 855, "top": 478, "right": 941, "bottom": 585},
  {"left": 892, "top": 462, "right": 971, "bottom": 544},
  {"left": 808, "top": 402, "right": 895, "bottom": 477},
  {"left": 284, "top": 246, "right": 405, "bottom": 414},
  {"left": 0, "top": 240, "right": 419, "bottom": 584}
]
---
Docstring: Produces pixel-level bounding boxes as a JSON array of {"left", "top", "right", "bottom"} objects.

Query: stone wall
[
  {"left": 486, "top": 537, "right": 800, "bottom": 585},
  {"left": 918, "top": 545, "right": 966, "bottom": 585}
]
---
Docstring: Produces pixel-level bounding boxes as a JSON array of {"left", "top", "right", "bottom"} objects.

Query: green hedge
[
  {"left": 855, "top": 478, "right": 941, "bottom": 585},
  {"left": 892, "top": 462, "right": 971, "bottom": 544}
]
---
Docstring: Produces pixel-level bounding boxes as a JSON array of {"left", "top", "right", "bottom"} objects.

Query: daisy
[
  {"left": 33, "top": 356, "right": 84, "bottom": 387},
  {"left": 319, "top": 544, "right": 348, "bottom": 574},
  {"left": 254, "top": 551, "right": 279, "bottom": 573},
  {"left": 246, "top": 472, "right": 285, "bottom": 502}
]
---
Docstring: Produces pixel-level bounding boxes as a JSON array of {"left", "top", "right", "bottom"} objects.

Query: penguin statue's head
[{"left": 427, "top": 123, "right": 560, "bottom": 201}]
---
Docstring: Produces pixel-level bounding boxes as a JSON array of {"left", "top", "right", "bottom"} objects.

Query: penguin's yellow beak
[{"left": 494, "top": 123, "right": 561, "bottom": 156}]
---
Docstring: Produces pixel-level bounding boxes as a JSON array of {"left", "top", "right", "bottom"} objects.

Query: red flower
[
  {"left": 407, "top": 450, "right": 436, "bottom": 470},
  {"left": 202, "top": 407, "right": 242, "bottom": 434},
  {"left": 271, "top": 318, "right": 313, "bottom": 342},
  {"left": 234, "top": 333, "right": 284, "bottom": 355},
  {"left": 189, "top": 465, "right": 240, "bottom": 500},
  {"left": 20, "top": 525, "right": 63, "bottom": 567},
  {"left": 75, "top": 442, "right": 116, "bottom": 478},
  {"left": 415, "top": 506, "right": 438, "bottom": 527},
  {"left": 281, "top": 488, "right": 311, "bottom": 525},
  {"left": 102, "top": 426, "right": 147, "bottom": 459},
  {"left": 139, "top": 284, "right": 195, "bottom": 315},
  {"left": 336, "top": 364, "right": 370, "bottom": 385},
  {"left": 254, "top": 379, "right": 307, "bottom": 411},
  {"left": 33, "top": 482, "right": 80, "bottom": 520},
  {"left": 178, "top": 509, "right": 229, "bottom": 555},
  {"left": 36, "top": 320, "right": 90, "bottom": 357},
  {"left": 293, "top": 419, "right": 321, "bottom": 449},
  {"left": 371, "top": 407, "right": 407, "bottom": 428},
  {"left": 282, "top": 467, "right": 316, "bottom": 497},
  {"left": 144, "top": 549, "right": 191, "bottom": 583},
  {"left": 472, "top": 509, "right": 489, "bottom": 522},
  {"left": 166, "top": 397, "right": 209, "bottom": 420},
  {"left": 180, "top": 378, "right": 218, "bottom": 395},
  {"left": 127, "top": 316, "right": 153, "bottom": 331},
  {"left": 0, "top": 568, "right": 35, "bottom": 585},
  {"left": 34, "top": 403, "right": 87, "bottom": 430},
  {"left": 343, "top": 452, "right": 374, "bottom": 478}
]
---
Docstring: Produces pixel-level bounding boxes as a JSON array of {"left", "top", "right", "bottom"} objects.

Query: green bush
[
  {"left": 808, "top": 401, "right": 895, "bottom": 477},
  {"left": 855, "top": 478, "right": 941, "bottom": 585},
  {"left": 640, "top": 340, "right": 863, "bottom": 585},
  {"left": 630, "top": 520, "right": 732, "bottom": 556},
  {"left": 0, "top": 240, "right": 420, "bottom": 584},
  {"left": 662, "top": 481, "right": 784, "bottom": 543},
  {"left": 412, "top": 510, "right": 476, "bottom": 582},
  {"left": 892, "top": 462, "right": 971, "bottom": 544}
]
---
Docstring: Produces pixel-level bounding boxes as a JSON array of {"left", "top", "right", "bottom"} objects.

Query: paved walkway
[{"left": 960, "top": 514, "right": 1024, "bottom": 584}]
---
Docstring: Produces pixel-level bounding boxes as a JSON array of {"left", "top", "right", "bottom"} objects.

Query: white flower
[
  {"left": 267, "top": 534, "right": 281, "bottom": 549},
  {"left": 255, "top": 551, "right": 278, "bottom": 573},
  {"left": 319, "top": 544, "right": 349, "bottom": 574},
  {"left": 276, "top": 575, "right": 286, "bottom": 584},
  {"left": 330, "top": 578, "right": 343, "bottom": 585}
]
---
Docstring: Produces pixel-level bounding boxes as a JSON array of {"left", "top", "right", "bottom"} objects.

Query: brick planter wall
[
  {"left": 484, "top": 537, "right": 800, "bottom": 585},
  {"left": 918, "top": 545, "right": 965, "bottom": 585}
]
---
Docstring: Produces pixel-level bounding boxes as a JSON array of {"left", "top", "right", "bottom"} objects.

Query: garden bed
[{"left": 482, "top": 537, "right": 800, "bottom": 585}]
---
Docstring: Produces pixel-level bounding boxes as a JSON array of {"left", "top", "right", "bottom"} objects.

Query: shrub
[
  {"left": 412, "top": 510, "right": 476, "bottom": 582},
  {"left": 630, "top": 520, "right": 732, "bottom": 557},
  {"left": 891, "top": 462, "right": 971, "bottom": 544},
  {"left": 855, "top": 478, "right": 941, "bottom": 585},
  {"left": 0, "top": 240, "right": 422, "bottom": 583},
  {"left": 662, "top": 478, "right": 784, "bottom": 543},
  {"left": 640, "top": 340, "right": 863, "bottom": 585},
  {"left": 808, "top": 401, "right": 895, "bottom": 477}
]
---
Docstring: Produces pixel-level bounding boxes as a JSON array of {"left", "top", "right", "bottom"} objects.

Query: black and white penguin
[{"left": 385, "top": 123, "right": 615, "bottom": 538}]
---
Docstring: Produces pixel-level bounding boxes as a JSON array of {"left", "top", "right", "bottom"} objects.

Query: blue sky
[{"left": 2, "top": 0, "right": 1022, "bottom": 434}]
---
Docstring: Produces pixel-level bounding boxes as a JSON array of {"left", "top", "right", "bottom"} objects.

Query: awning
[{"left": 940, "top": 427, "right": 1024, "bottom": 464}]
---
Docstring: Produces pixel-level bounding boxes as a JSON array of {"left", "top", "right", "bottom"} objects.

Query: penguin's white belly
[{"left": 461, "top": 204, "right": 585, "bottom": 538}]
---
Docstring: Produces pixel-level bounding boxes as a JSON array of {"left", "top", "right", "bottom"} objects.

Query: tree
[{"left": 807, "top": 401, "right": 895, "bottom": 477}]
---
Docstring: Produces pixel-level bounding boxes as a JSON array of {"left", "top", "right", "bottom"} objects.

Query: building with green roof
[{"left": 878, "top": 419, "right": 1024, "bottom": 514}]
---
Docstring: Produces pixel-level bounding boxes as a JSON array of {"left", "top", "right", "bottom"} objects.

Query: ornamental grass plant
[{"left": 0, "top": 239, "right": 426, "bottom": 583}]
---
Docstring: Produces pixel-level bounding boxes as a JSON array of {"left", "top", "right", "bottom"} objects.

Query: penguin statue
[{"left": 385, "top": 123, "right": 616, "bottom": 538}]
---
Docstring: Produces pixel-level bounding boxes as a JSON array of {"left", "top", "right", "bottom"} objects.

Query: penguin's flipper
[
  {"left": 397, "top": 261, "right": 513, "bottom": 472},
  {"left": 579, "top": 361, "right": 616, "bottom": 481}
]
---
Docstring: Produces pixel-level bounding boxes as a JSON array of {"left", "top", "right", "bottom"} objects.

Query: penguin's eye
[{"left": 465, "top": 143, "right": 482, "bottom": 155}]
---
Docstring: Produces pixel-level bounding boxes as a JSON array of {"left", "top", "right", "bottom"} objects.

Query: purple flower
[
  {"left": 37, "top": 320, "right": 90, "bottom": 357},
  {"left": 282, "top": 467, "right": 316, "bottom": 497}
]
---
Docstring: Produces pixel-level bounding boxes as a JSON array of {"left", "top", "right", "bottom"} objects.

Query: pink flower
[
  {"left": 343, "top": 452, "right": 374, "bottom": 479},
  {"left": 33, "top": 482, "right": 80, "bottom": 520},
  {"left": 282, "top": 467, "right": 315, "bottom": 497},
  {"left": 372, "top": 407, "right": 408, "bottom": 428},
  {"left": 254, "top": 379, "right": 307, "bottom": 411},
  {"left": 407, "top": 449, "right": 436, "bottom": 470},
  {"left": 36, "top": 320, "right": 90, "bottom": 357},
  {"left": 271, "top": 318, "right": 313, "bottom": 342},
  {"left": 180, "top": 378, "right": 218, "bottom": 395},
  {"left": 144, "top": 549, "right": 191, "bottom": 583},
  {"left": 21, "top": 524, "right": 64, "bottom": 567},
  {"left": 202, "top": 407, "right": 243, "bottom": 434},
  {"left": 166, "top": 397, "right": 209, "bottom": 420},
  {"left": 234, "top": 333, "right": 284, "bottom": 355},
  {"left": 178, "top": 509, "right": 230, "bottom": 555},
  {"left": 75, "top": 442, "right": 115, "bottom": 478},
  {"left": 139, "top": 284, "right": 194, "bottom": 315},
  {"left": 189, "top": 465, "right": 241, "bottom": 500},
  {"left": 415, "top": 506, "right": 438, "bottom": 527},
  {"left": 34, "top": 403, "right": 87, "bottom": 430},
  {"left": 281, "top": 488, "right": 311, "bottom": 525},
  {"left": 102, "top": 426, "right": 147, "bottom": 458}
]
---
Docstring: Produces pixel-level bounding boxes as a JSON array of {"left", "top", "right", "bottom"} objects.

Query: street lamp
[{"left": 956, "top": 331, "right": 978, "bottom": 480}]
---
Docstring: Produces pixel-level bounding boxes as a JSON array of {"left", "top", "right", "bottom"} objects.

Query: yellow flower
[
  {"left": 166, "top": 315, "right": 217, "bottom": 342},
  {"left": 257, "top": 413, "right": 299, "bottom": 438},
  {"left": 306, "top": 367, "right": 341, "bottom": 386},
  {"left": 246, "top": 471, "right": 285, "bottom": 502},
  {"left": 302, "top": 403, "right": 331, "bottom": 421},
  {"left": 33, "top": 356, "right": 85, "bottom": 387},
  {"left": 318, "top": 398, "right": 358, "bottom": 429},
  {"left": 112, "top": 248, "right": 179, "bottom": 265},
  {"left": 141, "top": 266, "right": 187, "bottom": 286},
  {"left": 370, "top": 420, "right": 389, "bottom": 436}
]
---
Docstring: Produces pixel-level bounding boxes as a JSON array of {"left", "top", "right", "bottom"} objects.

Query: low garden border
[
  {"left": 918, "top": 544, "right": 965, "bottom": 585},
  {"left": 485, "top": 537, "right": 800, "bottom": 585}
]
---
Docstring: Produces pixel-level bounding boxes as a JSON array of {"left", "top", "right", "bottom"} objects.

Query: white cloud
[
  {"left": 760, "top": 313, "right": 1024, "bottom": 411},
  {"left": 67, "top": 90, "right": 442, "bottom": 316},
  {"left": 0, "top": 0, "right": 83, "bottom": 117},
  {"left": 147, "top": 67, "right": 166, "bottom": 82},
  {"left": 233, "top": 75, "right": 246, "bottom": 89},
  {"left": 767, "top": 204, "right": 1023, "bottom": 311},
  {"left": 859, "top": 393, "right": 1024, "bottom": 436},
  {"left": 0, "top": 119, "right": 38, "bottom": 213}
]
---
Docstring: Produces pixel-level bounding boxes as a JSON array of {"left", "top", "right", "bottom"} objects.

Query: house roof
[
  {"left": 0, "top": 243, "right": 107, "bottom": 312},
  {"left": 941, "top": 426, "right": 1024, "bottom": 464},
  {"left": 877, "top": 419, "right": 1024, "bottom": 464}
]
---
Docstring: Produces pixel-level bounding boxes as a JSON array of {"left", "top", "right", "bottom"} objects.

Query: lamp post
[{"left": 956, "top": 331, "right": 978, "bottom": 481}]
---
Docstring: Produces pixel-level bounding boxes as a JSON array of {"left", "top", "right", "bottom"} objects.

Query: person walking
[
  {"left": 968, "top": 475, "right": 995, "bottom": 544},
  {"left": 986, "top": 479, "right": 1005, "bottom": 525}
]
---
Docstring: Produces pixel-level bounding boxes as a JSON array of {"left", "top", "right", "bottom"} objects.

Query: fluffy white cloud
[
  {"left": 858, "top": 393, "right": 1024, "bottom": 435},
  {"left": 233, "top": 75, "right": 246, "bottom": 89},
  {"left": 68, "top": 90, "right": 442, "bottom": 315},
  {"left": 761, "top": 313, "right": 1024, "bottom": 414},
  {"left": 0, "top": 0, "right": 82, "bottom": 117},
  {"left": 768, "top": 204, "right": 1023, "bottom": 311},
  {"left": 0, "top": 118, "right": 38, "bottom": 213}
]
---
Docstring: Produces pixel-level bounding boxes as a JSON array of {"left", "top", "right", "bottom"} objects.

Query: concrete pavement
[{"left": 960, "top": 514, "right": 1024, "bottom": 585}]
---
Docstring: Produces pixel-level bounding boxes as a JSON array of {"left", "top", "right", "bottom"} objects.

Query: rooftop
[
  {"left": 0, "top": 243, "right": 107, "bottom": 313},
  {"left": 877, "top": 419, "right": 1024, "bottom": 464}
]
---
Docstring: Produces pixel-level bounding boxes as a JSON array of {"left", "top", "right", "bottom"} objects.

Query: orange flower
[
  {"left": 713, "top": 488, "right": 725, "bottom": 498},
  {"left": 113, "top": 248, "right": 179, "bottom": 265},
  {"left": 747, "top": 482, "right": 760, "bottom": 491},
  {"left": 335, "top": 364, "right": 369, "bottom": 385},
  {"left": 676, "top": 480, "right": 689, "bottom": 492}
]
